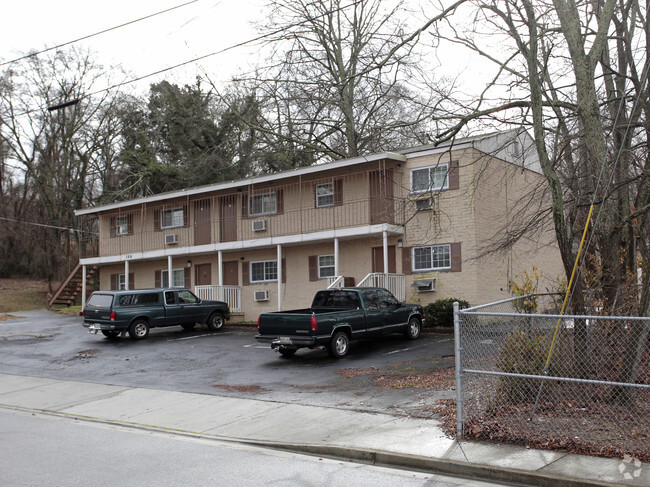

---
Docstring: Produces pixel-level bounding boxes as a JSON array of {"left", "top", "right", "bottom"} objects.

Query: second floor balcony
[{"left": 79, "top": 167, "right": 407, "bottom": 259}]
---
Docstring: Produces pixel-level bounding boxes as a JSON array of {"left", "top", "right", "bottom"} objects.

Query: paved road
[
  {"left": 0, "top": 309, "right": 455, "bottom": 416},
  {"left": 1, "top": 409, "right": 509, "bottom": 487}
]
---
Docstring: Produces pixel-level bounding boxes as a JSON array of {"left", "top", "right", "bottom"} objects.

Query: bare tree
[
  {"left": 227, "top": 0, "right": 467, "bottom": 168},
  {"left": 0, "top": 47, "right": 125, "bottom": 283},
  {"left": 439, "top": 0, "right": 649, "bottom": 394}
]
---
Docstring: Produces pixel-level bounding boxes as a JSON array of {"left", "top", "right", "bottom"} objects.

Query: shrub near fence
[{"left": 455, "top": 295, "right": 650, "bottom": 461}]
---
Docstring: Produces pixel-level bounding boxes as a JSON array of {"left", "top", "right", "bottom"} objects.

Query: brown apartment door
[
  {"left": 220, "top": 195, "right": 238, "bottom": 242},
  {"left": 372, "top": 245, "right": 396, "bottom": 273},
  {"left": 369, "top": 169, "right": 395, "bottom": 224},
  {"left": 193, "top": 200, "right": 212, "bottom": 245},
  {"left": 195, "top": 263, "right": 212, "bottom": 286},
  {"left": 222, "top": 261, "right": 239, "bottom": 286}
]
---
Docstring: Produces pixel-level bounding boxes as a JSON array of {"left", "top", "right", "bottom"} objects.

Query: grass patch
[
  {"left": 0, "top": 279, "right": 49, "bottom": 313},
  {"left": 52, "top": 305, "right": 82, "bottom": 316}
]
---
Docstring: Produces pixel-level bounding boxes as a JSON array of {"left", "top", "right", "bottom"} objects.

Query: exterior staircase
[{"left": 48, "top": 263, "right": 99, "bottom": 308}]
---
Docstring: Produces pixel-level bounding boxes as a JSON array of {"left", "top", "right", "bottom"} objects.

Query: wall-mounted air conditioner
[
  {"left": 415, "top": 197, "right": 433, "bottom": 211},
  {"left": 165, "top": 234, "right": 178, "bottom": 245},
  {"left": 252, "top": 220, "right": 268, "bottom": 232},
  {"left": 412, "top": 278, "right": 437, "bottom": 292},
  {"left": 254, "top": 290, "right": 269, "bottom": 301}
]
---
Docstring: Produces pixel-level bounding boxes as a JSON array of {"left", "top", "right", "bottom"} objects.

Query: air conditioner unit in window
[
  {"left": 412, "top": 278, "right": 437, "bottom": 292},
  {"left": 254, "top": 290, "right": 269, "bottom": 301},
  {"left": 415, "top": 197, "right": 433, "bottom": 211},
  {"left": 252, "top": 220, "right": 267, "bottom": 232},
  {"left": 165, "top": 234, "right": 178, "bottom": 245}
]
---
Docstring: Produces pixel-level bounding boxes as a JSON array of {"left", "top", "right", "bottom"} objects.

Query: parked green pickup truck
[
  {"left": 255, "top": 287, "right": 423, "bottom": 358},
  {"left": 82, "top": 288, "right": 230, "bottom": 340}
]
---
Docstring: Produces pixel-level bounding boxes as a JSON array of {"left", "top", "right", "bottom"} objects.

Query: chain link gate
[{"left": 454, "top": 295, "right": 650, "bottom": 460}]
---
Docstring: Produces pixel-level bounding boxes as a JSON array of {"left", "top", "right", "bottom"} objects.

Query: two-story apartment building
[{"left": 74, "top": 129, "right": 563, "bottom": 321}]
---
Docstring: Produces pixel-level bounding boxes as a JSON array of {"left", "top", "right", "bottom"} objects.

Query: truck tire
[
  {"left": 405, "top": 316, "right": 421, "bottom": 340},
  {"left": 328, "top": 331, "right": 350, "bottom": 358},
  {"left": 128, "top": 319, "right": 150, "bottom": 340},
  {"left": 278, "top": 347, "right": 297, "bottom": 357},
  {"left": 207, "top": 312, "right": 225, "bottom": 331}
]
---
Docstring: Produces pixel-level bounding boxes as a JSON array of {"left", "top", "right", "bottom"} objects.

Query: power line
[
  {"left": 0, "top": 216, "right": 95, "bottom": 234},
  {"left": 11, "top": 0, "right": 364, "bottom": 118},
  {"left": 0, "top": 0, "right": 200, "bottom": 67}
]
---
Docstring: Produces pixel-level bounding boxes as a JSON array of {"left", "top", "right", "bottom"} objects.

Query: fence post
[{"left": 454, "top": 301, "right": 463, "bottom": 437}]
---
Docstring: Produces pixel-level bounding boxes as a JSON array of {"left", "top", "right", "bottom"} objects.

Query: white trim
[
  {"left": 317, "top": 254, "right": 336, "bottom": 279},
  {"left": 410, "top": 163, "right": 449, "bottom": 194},
  {"left": 75, "top": 152, "right": 406, "bottom": 216},
  {"left": 412, "top": 244, "right": 452, "bottom": 272},
  {"left": 79, "top": 223, "right": 404, "bottom": 266},
  {"left": 250, "top": 259, "right": 278, "bottom": 283}
]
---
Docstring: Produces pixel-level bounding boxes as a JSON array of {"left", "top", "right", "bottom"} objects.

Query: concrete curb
[{"left": 2, "top": 403, "right": 613, "bottom": 487}]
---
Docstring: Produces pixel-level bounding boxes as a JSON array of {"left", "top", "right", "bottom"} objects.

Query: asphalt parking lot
[{"left": 0, "top": 309, "right": 456, "bottom": 417}]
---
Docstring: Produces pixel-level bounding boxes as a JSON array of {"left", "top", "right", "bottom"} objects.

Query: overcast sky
[{"left": 1, "top": 0, "right": 265, "bottom": 92}]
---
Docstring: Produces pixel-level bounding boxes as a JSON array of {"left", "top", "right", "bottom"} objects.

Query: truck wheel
[
  {"left": 278, "top": 347, "right": 297, "bottom": 357},
  {"left": 128, "top": 319, "right": 149, "bottom": 340},
  {"left": 405, "top": 317, "right": 421, "bottom": 340},
  {"left": 207, "top": 312, "right": 225, "bottom": 331},
  {"left": 101, "top": 330, "right": 121, "bottom": 340},
  {"left": 328, "top": 331, "right": 350, "bottom": 358},
  {"left": 181, "top": 323, "right": 196, "bottom": 330}
]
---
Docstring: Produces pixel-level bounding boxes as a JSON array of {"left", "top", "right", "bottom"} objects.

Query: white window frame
[
  {"left": 250, "top": 260, "right": 278, "bottom": 283},
  {"left": 162, "top": 268, "right": 185, "bottom": 287},
  {"left": 249, "top": 192, "right": 277, "bottom": 216},
  {"left": 316, "top": 182, "right": 334, "bottom": 208},
  {"left": 412, "top": 244, "right": 451, "bottom": 272},
  {"left": 410, "top": 164, "right": 449, "bottom": 194},
  {"left": 115, "top": 215, "right": 129, "bottom": 236},
  {"left": 161, "top": 207, "right": 184, "bottom": 229},
  {"left": 318, "top": 254, "right": 335, "bottom": 278},
  {"left": 118, "top": 274, "right": 127, "bottom": 290}
]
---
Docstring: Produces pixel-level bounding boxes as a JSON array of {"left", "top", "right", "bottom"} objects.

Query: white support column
[
  {"left": 382, "top": 230, "right": 388, "bottom": 274},
  {"left": 277, "top": 244, "right": 282, "bottom": 311},
  {"left": 124, "top": 260, "right": 130, "bottom": 290},
  {"left": 167, "top": 255, "right": 173, "bottom": 288},
  {"left": 81, "top": 265, "right": 87, "bottom": 311},
  {"left": 218, "top": 251, "right": 223, "bottom": 286},
  {"left": 334, "top": 238, "right": 340, "bottom": 277}
]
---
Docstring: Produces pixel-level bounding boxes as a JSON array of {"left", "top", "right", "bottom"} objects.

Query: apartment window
[
  {"left": 412, "top": 244, "right": 451, "bottom": 271},
  {"left": 316, "top": 182, "right": 334, "bottom": 207},
  {"left": 411, "top": 164, "right": 448, "bottom": 193},
  {"left": 318, "top": 255, "right": 335, "bottom": 278},
  {"left": 162, "top": 268, "right": 185, "bottom": 287},
  {"left": 250, "top": 192, "right": 277, "bottom": 216},
  {"left": 115, "top": 216, "right": 129, "bottom": 236},
  {"left": 251, "top": 260, "right": 278, "bottom": 282},
  {"left": 117, "top": 274, "right": 127, "bottom": 290},
  {"left": 161, "top": 207, "right": 184, "bottom": 229}
]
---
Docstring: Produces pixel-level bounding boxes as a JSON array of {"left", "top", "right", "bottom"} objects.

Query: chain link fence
[{"left": 454, "top": 295, "right": 650, "bottom": 460}]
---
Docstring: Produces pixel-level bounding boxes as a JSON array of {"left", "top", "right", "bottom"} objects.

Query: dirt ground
[{"left": 0, "top": 278, "right": 50, "bottom": 313}]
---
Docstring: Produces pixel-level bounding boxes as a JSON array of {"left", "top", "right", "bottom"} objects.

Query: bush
[{"left": 423, "top": 298, "right": 470, "bottom": 328}]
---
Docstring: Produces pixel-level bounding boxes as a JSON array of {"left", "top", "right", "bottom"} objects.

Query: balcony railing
[
  {"left": 79, "top": 167, "right": 407, "bottom": 259},
  {"left": 357, "top": 273, "right": 406, "bottom": 301},
  {"left": 194, "top": 285, "right": 242, "bottom": 312}
]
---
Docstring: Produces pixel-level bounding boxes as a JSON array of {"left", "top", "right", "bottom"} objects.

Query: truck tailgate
[{"left": 257, "top": 312, "right": 314, "bottom": 336}]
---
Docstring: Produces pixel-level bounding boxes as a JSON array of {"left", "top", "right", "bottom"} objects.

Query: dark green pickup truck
[
  {"left": 255, "top": 287, "right": 423, "bottom": 358},
  {"left": 82, "top": 288, "right": 230, "bottom": 340}
]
